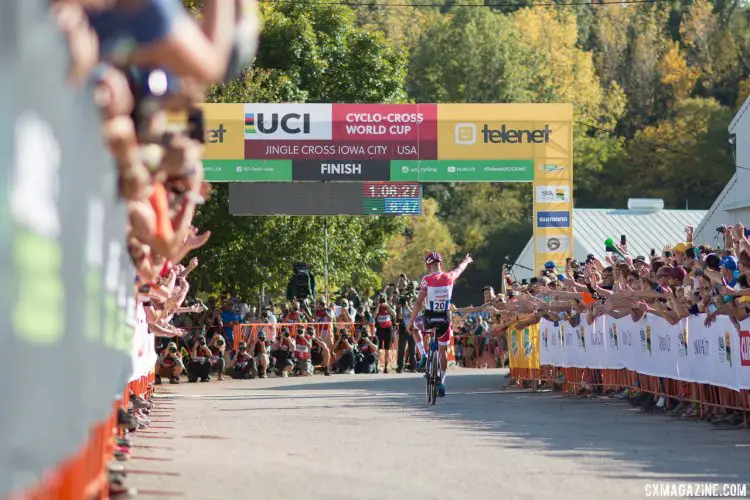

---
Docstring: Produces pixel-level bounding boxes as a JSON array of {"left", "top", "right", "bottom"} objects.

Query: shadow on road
[{"left": 211, "top": 370, "right": 750, "bottom": 484}]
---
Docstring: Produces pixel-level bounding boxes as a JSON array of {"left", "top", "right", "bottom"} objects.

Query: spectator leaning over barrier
[{"left": 490, "top": 223, "right": 750, "bottom": 422}]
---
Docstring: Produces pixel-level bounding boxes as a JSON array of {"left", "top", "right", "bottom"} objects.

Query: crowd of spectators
[
  {"left": 161, "top": 274, "right": 444, "bottom": 381},
  {"left": 471, "top": 225, "right": 750, "bottom": 427},
  {"left": 44, "top": 0, "right": 261, "bottom": 496}
]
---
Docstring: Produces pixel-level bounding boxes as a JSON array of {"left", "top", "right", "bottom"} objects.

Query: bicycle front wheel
[{"left": 429, "top": 351, "right": 440, "bottom": 405}]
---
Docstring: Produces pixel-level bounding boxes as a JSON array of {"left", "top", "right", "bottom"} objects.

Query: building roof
[
  {"left": 573, "top": 207, "right": 708, "bottom": 262},
  {"left": 694, "top": 173, "right": 737, "bottom": 244},
  {"left": 729, "top": 94, "right": 750, "bottom": 132},
  {"left": 512, "top": 205, "right": 707, "bottom": 281}
]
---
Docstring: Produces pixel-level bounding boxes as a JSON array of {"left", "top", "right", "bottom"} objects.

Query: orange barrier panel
[
  {"left": 527, "top": 366, "right": 749, "bottom": 417},
  {"left": 18, "top": 372, "right": 155, "bottom": 500}
]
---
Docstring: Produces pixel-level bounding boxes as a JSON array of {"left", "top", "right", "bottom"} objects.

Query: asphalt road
[{"left": 128, "top": 369, "right": 750, "bottom": 499}]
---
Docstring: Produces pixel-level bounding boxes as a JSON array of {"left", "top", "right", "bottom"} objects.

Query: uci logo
[{"left": 246, "top": 112, "right": 311, "bottom": 135}]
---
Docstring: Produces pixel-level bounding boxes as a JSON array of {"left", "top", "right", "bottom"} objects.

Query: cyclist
[{"left": 408, "top": 252, "right": 473, "bottom": 398}]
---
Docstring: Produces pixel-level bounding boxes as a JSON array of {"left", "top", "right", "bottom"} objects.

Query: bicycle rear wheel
[
  {"left": 425, "top": 362, "right": 433, "bottom": 403},
  {"left": 429, "top": 351, "right": 440, "bottom": 405}
]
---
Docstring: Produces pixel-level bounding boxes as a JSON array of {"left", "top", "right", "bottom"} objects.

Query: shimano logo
[{"left": 321, "top": 163, "right": 362, "bottom": 175}]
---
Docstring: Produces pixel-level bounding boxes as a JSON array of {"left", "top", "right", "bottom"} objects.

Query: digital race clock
[{"left": 362, "top": 182, "right": 422, "bottom": 215}]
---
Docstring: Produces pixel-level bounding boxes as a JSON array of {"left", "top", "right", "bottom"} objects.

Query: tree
[
  {"left": 407, "top": 7, "right": 538, "bottom": 103},
  {"left": 593, "top": 98, "right": 734, "bottom": 210},
  {"left": 380, "top": 198, "right": 457, "bottom": 281},
  {"left": 191, "top": 185, "right": 406, "bottom": 300},
  {"left": 190, "top": 1, "right": 409, "bottom": 299}
]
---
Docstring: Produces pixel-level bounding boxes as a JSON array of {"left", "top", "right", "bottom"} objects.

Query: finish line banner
[
  {"left": 200, "top": 102, "right": 573, "bottom": 276},
  {"left": 199, "top": 103, "right": 571, "bottom": 184},
  {"left": 538, "top": 314, "right": 750, "bottom": 391}
]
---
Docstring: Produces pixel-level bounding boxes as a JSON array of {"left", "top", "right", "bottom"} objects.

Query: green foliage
[
  {"left": 191, "top": 185, "right": 406, "bottom": 300},
  {"left": 190, "top": 1, "right": 409, "bottom": 300},
  {"left": 184, "top": 0, "right": 750, "bottom": 304}
]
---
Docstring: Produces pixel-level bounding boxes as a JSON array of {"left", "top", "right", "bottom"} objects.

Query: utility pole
[{"left": 324, "top": 217, "right": 329, "bottom": 304}]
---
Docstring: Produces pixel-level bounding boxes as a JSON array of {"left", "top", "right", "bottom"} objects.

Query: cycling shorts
[{"left": 419, "top": 311, "right": 452, "bottom": 346}]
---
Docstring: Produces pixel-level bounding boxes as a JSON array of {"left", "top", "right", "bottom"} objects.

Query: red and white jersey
[{"left": 420, "top": 271, "right": 458, "bottom": 313}]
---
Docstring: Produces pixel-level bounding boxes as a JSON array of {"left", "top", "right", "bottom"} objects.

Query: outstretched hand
[
  {"left": 186, "top": 227, "right": 211, "bottom": 250},
  {"left": 463, "top": 254, "right": 474, "bottom": 265}
]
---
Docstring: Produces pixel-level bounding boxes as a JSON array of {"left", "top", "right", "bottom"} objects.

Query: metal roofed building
[
  {"left": 693, "top": 94, "right": 750, "bottom": 244},
  {"left": 512, "top": 199, "right": 707, "bottom": 282}
]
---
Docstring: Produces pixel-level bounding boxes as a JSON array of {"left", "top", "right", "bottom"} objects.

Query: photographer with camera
[
  {"left": 284, "top": 300, "right": 312, "bottom": 324},
  {"left": 333, "top": 330, "right": 356, "bottom": 374},
  {"left": 374, "top": 294, "right": 397, "bottom": 374},
  {"left": 188, "top": 336, "right": 214, "bottom": 383},
  {"left": 314, "top": 298, "right": 335, "bottom": 346},
  {"left": 308, "top": 327, "right": 332, "bottom": 376},
  {"left": 209, "top": 334, "right": 227, "bottom": 381},
  {"left": 294, "top": 327, "right": 314, "bottom": 376},
  {"left": 229, "top": 341, "right": 255, "bottom": 379},
  {"left": 271, "top": 328, "right": 295, "bottom": 378},
  {"left": 156, "top": 341, "right": 184, "bottom": 384},
  {"left": 251, "top": 331, "right": 270, "bottom": 378},
  {"left": 355, "top": 325, "right": 379, "bottom": 374}
]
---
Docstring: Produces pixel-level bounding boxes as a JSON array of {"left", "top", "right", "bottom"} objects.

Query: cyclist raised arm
[
  {"left": 410, "top": 253, "right": 473, "bottom": 323},
  {"left": 408, "top": 252, "right": 473, "bottom": 398}
]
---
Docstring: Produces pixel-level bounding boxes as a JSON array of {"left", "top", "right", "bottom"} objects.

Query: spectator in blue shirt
[{"left": 220, "top": 300, "right": 241, "bottom": 347}]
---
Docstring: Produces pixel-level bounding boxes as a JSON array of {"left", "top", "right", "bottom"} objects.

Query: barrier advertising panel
[{"left": 538, "top": 315, "right": 750, "bottom": 391}]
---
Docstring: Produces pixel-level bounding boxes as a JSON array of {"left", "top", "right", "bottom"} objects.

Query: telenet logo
[
  {"left": 455, "top": 123, "right": 551, "bottom": 145},
  {"left": 199, "top": 103, "right": 245, "bottom": 160},
  {"left": 455, "top": 123, "right": 476, "bottom": 145}
]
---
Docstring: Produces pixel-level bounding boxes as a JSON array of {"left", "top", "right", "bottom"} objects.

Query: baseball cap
[
  {"left": 665, "top": 266, "right": 687, "bottom": 281},
  {"left": 544, "top": 261, "right": 556, "bottom": 269},
  {"left": 634, "top": 255, "right": 647, "bottom": 264},
  {"left": 673, "top": 242, "right": 688, "bottom": 253},
  {"left": 720, "top": 255, "right": 738, "bottom": 271}
]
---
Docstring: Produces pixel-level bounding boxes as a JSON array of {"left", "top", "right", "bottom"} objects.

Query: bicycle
[{"left": 425, "top": 338, "right": 441, "bottom": 405}]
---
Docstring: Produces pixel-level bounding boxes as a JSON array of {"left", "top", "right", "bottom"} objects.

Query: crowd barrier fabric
[
  {"left": 508, "top": 322, "right": 541, "bottom": 371},
  {"left": 1, "top": 1, "right": 135, "bottom": 495},
  {"left": 538, "top": 314, "right": 750, "bottom": 391}
]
